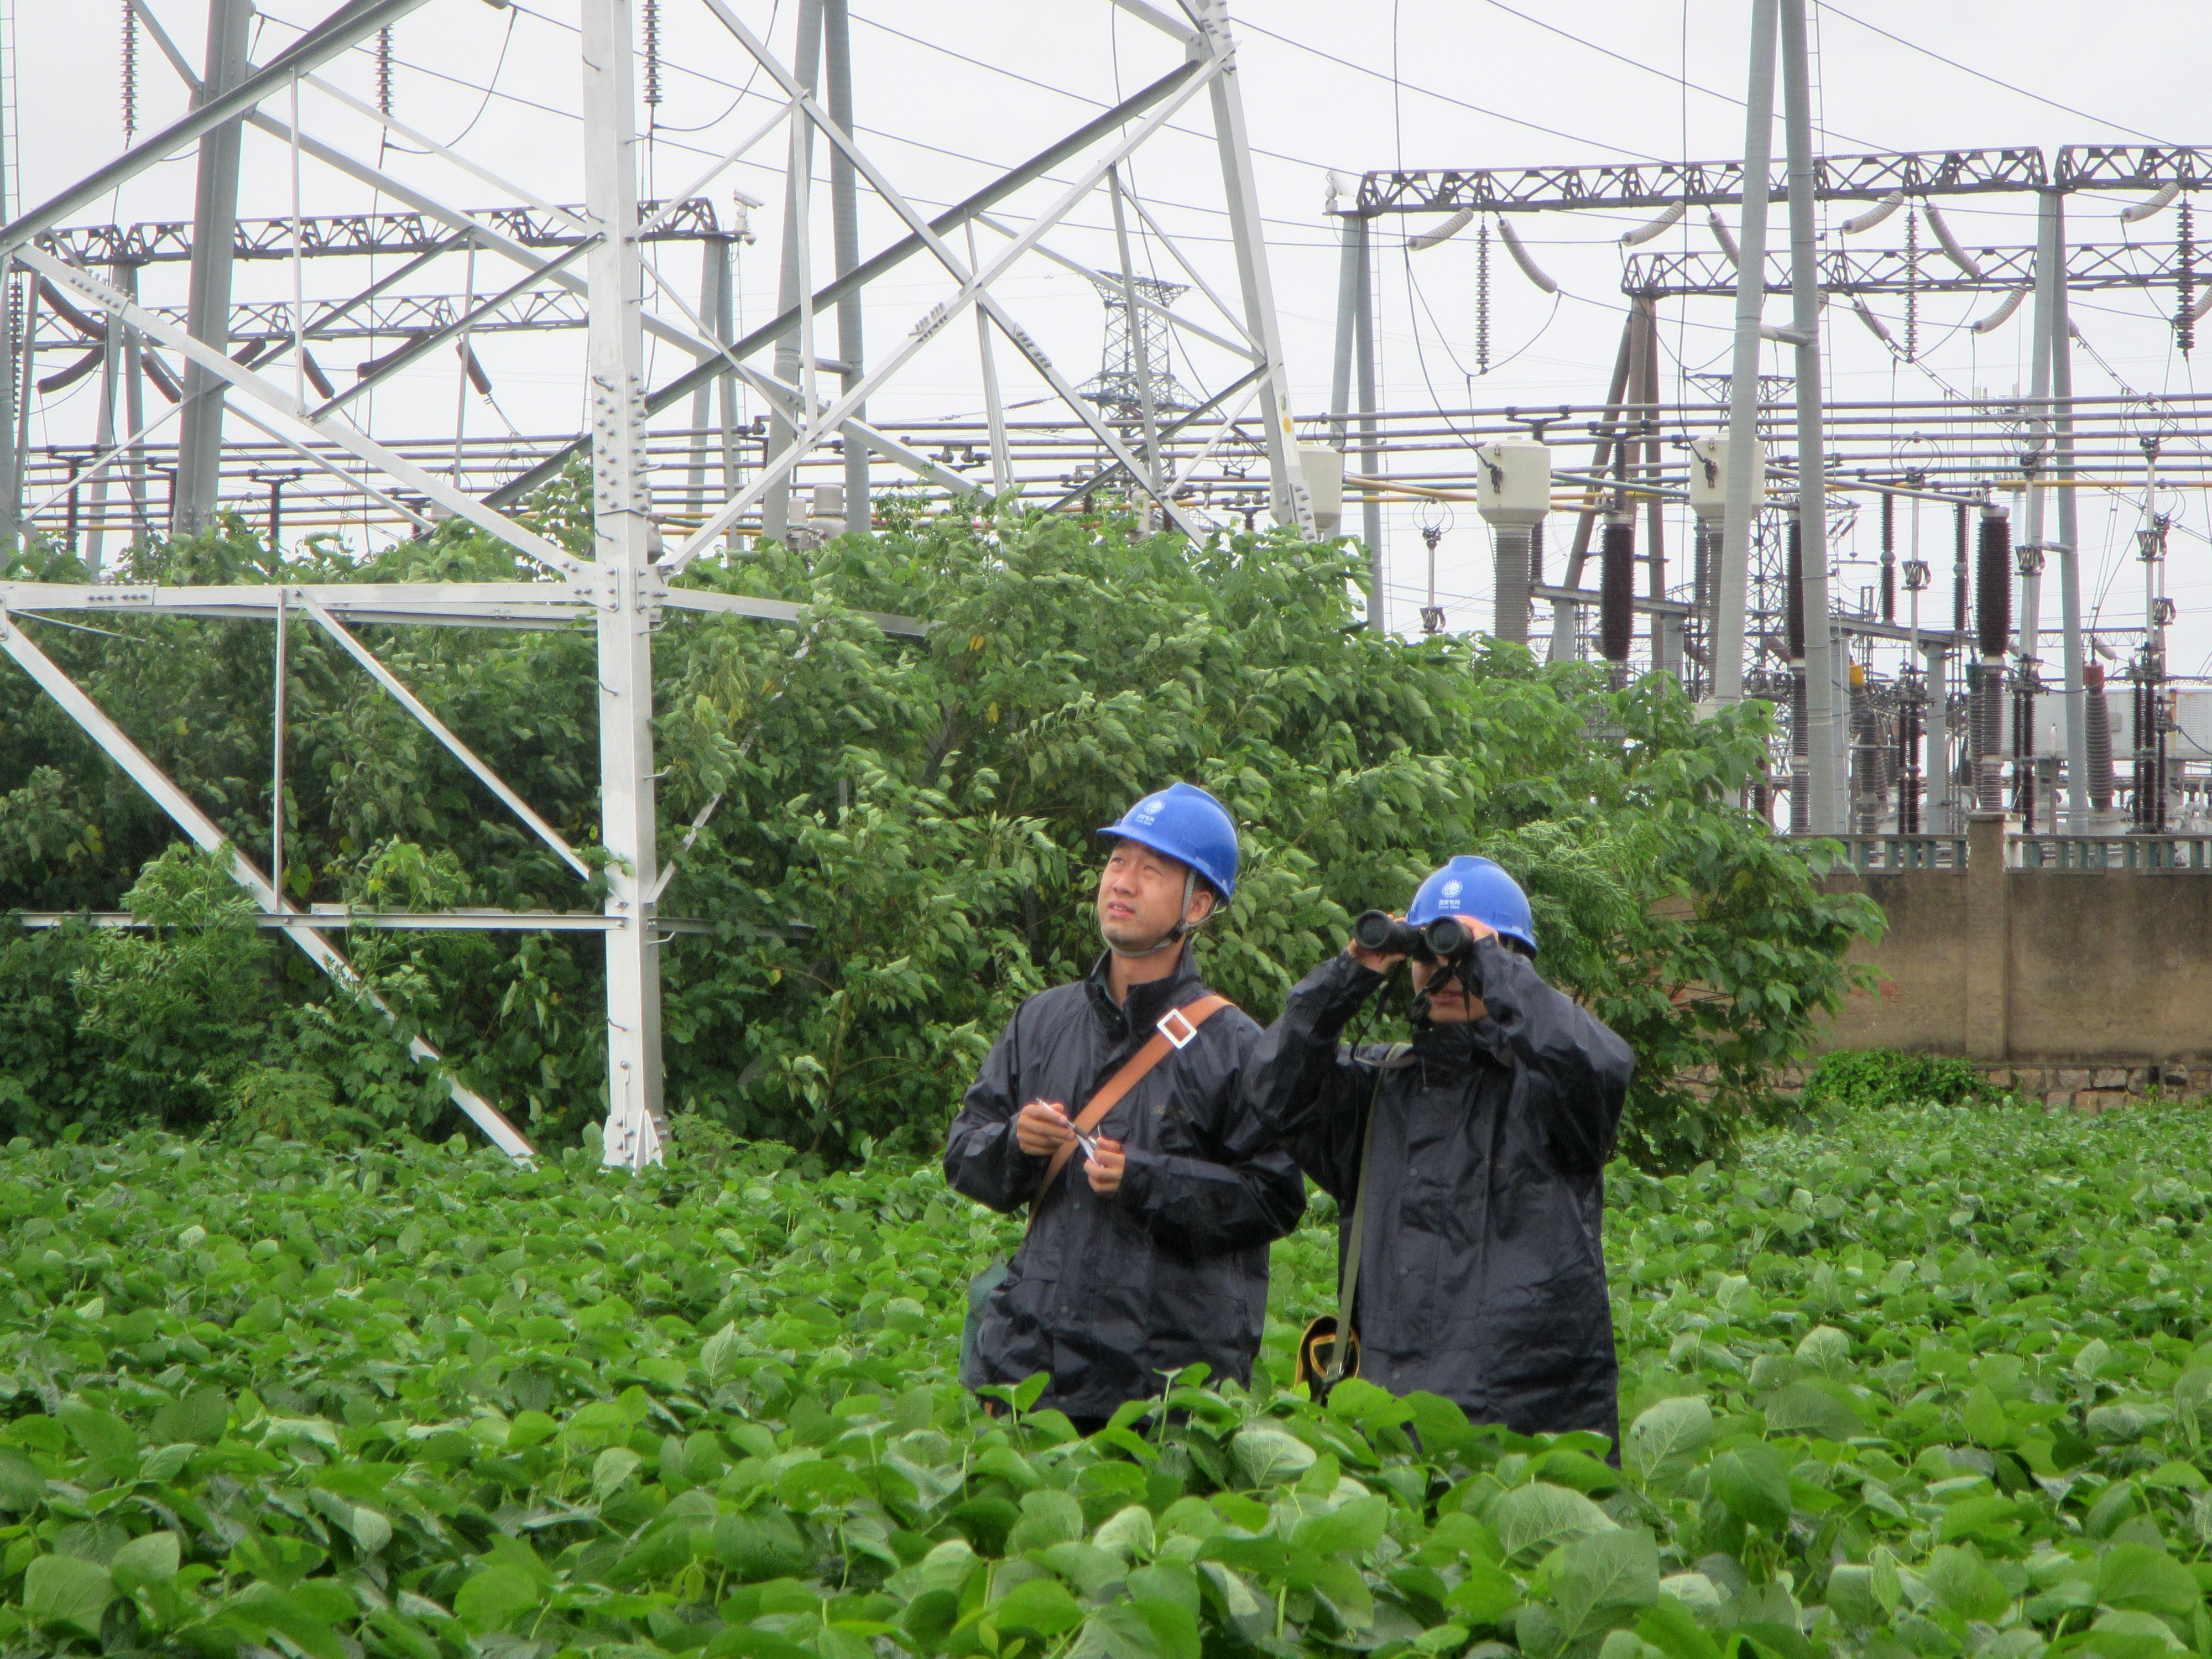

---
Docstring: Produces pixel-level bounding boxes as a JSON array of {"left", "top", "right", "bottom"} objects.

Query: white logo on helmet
[
  {"left": 1130, "top": 795, "right": 1168, "bottom": 825},
  {"left": 1441, "top": 879, "right": 1464, "bottom": 899}
]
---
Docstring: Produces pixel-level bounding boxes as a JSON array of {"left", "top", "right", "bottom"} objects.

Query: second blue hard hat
[
  {"left": 1406, "top": 854, "right": 1538, "bottom": 957},
  {"left": 1097, "top": 782, "right": 1239, "bottom": 900}
]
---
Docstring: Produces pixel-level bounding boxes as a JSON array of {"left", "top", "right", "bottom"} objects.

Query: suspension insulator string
[
  {"left": 120, "top": 0, "right": 139, "bottom": 142},
  {"left": 1904, "top": 206, "right": 1919, "bottom": 362},
  {"left": 643, "top": 0, "right": 664, "bottom": 111},
  {"left": 2178, "top": 196, "right": 2196, "bottom": 358},
  {"left": 375, "top": 26, "right": 393, "bottom": 117},
  {"left": 1474, "top": 216, "right": 1491, "bottom": 375}
]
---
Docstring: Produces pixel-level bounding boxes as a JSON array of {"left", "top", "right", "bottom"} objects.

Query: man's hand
[
  {"left": 1014, "top": 1099, "right": 1074, "bottom": 1156},
  {"left": 1347, "top": 911, "right": 1407, "bottom": 974},
  {"left": 1085, "top": 1136, "right": 1126, "bottom": 1197}
]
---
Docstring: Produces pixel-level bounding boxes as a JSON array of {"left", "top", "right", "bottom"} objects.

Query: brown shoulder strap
[{"left": 1033, "top": 993, "right": 1234, "bottom": 1206}]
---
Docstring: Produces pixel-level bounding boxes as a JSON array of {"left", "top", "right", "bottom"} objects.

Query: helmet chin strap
[{"left": 1104, "top": 869, "right": 1199, "bottom": 959}]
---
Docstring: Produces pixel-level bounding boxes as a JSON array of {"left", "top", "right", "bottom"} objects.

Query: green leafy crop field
[{"left": 3, "top": 1102, "right": 2211, "bottom": 1659}]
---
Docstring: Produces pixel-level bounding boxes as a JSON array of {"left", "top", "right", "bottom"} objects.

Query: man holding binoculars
[{"left": 1241, "top": 854, "right": 1633, "bottom": 1446}]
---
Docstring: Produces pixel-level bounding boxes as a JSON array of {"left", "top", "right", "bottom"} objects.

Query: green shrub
[
  {"left": 0, "top": 509, "right": 1880, "bottom": 1166},
  {"left": 1801, "top": 1045, "right": 1983, "bottom": 1111}
]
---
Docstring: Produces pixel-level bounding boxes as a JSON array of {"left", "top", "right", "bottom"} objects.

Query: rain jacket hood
[
  {"left": 944, "top": 947, "right": 1306, "bottom": 1420},
  {"left": 1243, "top": 942, "right": 1632, "bottom": 1443}
]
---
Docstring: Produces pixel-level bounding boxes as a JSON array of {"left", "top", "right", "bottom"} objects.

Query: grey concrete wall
[{"left": 1815, "top": 822, "right": 2212, "bottom": 1065}]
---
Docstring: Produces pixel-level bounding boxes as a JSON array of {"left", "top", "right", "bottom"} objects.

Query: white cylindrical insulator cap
[
  {"left": 1296, "top": 445, "right": 1344, "bottom": 535},
  {"left": 1687, "top": 435, "right": 1762, "bottom": 522},
  {"left": 1473, "top": 440, "right": 1551, "bottom": 528}
]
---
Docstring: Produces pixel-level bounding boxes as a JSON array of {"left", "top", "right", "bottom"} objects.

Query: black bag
[{"left": 1294, "top": 1043, "right": 1409, "bottom": 1403}]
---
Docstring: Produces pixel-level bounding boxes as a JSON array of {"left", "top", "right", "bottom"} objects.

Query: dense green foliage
[
  {"left": 0, "top": 506, "right": 1876, "bottom": 1166},
  {"left": 1799, "top": 1053, "right": 1984, "bottom": 1114},
  {"left": 9, "top": 1101, "right": 2212, "bottom": 1657}
]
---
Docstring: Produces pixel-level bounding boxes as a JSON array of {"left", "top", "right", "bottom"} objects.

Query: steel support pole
[
  {"left": 824, "top": 0, "right": 868, "bottom": 533},
  {"left": 174, "top": 0, "right": 254, "bottom": 535},
  {"left": 2052, "top": 199, "right": 2087, "bottom": 832},
  {"left": 717, "top": 240, "right": 742, "bottom": 534},
  {"left": 581, "top": 0, "right": 667, "bottom": 1168},
  {"left": 1780, "top": 0, "right": 1840, "bottom": 831},
  {"left": 1552, "top": 315, "right": 1636, "bottom": 663},
  {"left": 121, "top": 265, "right": 150, "bottom": 544},
  {"left": 89, "top": 265, "right": 126, "bottom": 573},
  {"left": 1108, "top": 168, "right": 1165, "bottom": 526},
  {"left": 1354, "top": 219, "right": 1381, "bottom": 624},
  {"left": 762, "top": 0, "right": 823, "bottom": 545},
  {"left": 2017, "top": 186, "right": 2062, "bottom": 827},
  {"left": 1709, "top": 0, "right": 1778, "bottom": 709},
  {"left": 688, "top": 238, "right": 724, "bottom": 520},
  {"left": 0, "top": 268, "right": 18, "bottom": 545},
  {"left": 967, "top": 221, "right": 1011, "bottom": 493},
  {"left": 1329, "top": 217, "right": 1358, "bottom": 452},
  {"left": 1925, "top": 640, "right": 1952, "bottom": 834},
  {"left": 1197, "top": 1, "right": 1313, "bottom": 536}
]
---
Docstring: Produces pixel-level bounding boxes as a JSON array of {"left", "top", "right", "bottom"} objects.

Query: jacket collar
[
  {"left": 1085, "top": 944, "right": 1207, "bottom": 1040},
  {"left": 1410, "top": 1014, "right": 1509, "bottom": 1083}
]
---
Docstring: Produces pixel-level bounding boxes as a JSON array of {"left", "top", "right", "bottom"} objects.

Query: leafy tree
[{"left": 0, "top": 499, "right": 1879, "bottom": 1166}]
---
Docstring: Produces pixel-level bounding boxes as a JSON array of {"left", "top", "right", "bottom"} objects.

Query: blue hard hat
[
  {"left": 1406, "top": 854, "right": 1538, "bottom": 957},
  {"left": 1097, "top": 782, "right": 1239, "bottom": 900}
]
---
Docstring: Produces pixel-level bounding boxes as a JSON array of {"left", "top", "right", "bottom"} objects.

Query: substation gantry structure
[
  {"left": 0, "top": 0, "right": 1317, "bottom": 1165},
  {"left": 1327, "top": 0, "right": 2212, "bottom": 842}
]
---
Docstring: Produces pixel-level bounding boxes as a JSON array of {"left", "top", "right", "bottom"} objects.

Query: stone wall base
[{"left": 1682, "top": 1062, "right": 2212, "bottom": 1115}]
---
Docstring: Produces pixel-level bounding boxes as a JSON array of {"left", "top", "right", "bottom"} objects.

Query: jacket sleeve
[
  {"left": 1235, "top": 952, "right": 1386, "bottom": 1202},
  {"left": 942, "top": 1002, "right": 1050, "bottom": 1214},
  {"left": 1467, "top": 939, "right": 1634, "bottom": 1176},
  {"left": 1110, "top": 1021, "right": 1308, "bottom": 1254}
]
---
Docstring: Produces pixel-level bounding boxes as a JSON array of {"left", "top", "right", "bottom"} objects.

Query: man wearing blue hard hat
[
  {"left": 1240, "top": 854, "right": 1633, "bottom": 1449},
  {"left": 944, "top": 783, "right": 1305, "bottom": 1430}
]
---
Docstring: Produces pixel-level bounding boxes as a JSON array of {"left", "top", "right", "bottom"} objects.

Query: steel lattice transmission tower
[
  {"left": 1079, "top": 273, "right": 1195, "bottom": 420},
  {"left": 0, "top": 0, "right": 1316, "bottom": 1169}
]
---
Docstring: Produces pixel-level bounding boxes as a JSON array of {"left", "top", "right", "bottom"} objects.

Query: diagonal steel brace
[
  {"left": 294, "top": 593, "right": 592, "bottom": 879},
  {"left": 0, "top": 602, "right": 535, "bottom": 1161}
]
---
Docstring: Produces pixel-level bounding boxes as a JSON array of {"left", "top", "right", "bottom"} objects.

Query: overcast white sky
[{"left": 14, "top": 1, "right": 2212, "bottom": 684}]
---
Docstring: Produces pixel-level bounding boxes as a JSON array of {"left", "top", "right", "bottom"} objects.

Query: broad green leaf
[
  {"left": 1708, "top": 1444, "right": 1792, "bottom": 1532},
  {"left": 111, "top": 1530, "right": 181, "bottom": 1595},
  {"left": 1923, "top": 1543, "right": 2011, "bottom": 1623},
  {"left": 1008, "top": 1488, "right": 1084, "bottom": 1552},
  {"left": 1291, "top": 1494, "right": 1389, "bottom": 1556},
  {"left": 453, "top": 1563, "right": 543, "bottom": 1632},
  {"left": 2097, "top": 1542, "right": 2202, "bottom": 1616},
  {"left": 1087, "top": 1597, "right": 1202, "bottom": 1659},
  {"left": 1446, "top": 1558, "right": 1521, "bottom": 1626},
  {"left": 1492, "top": 1480, "right": 1616, "bottom": 1563},
  {"left": 1961, "top": 1383, "right": 2011, "bottom": 1448},
  {"left": 1094, "top": 1504, "right": 1155, "bottom": 1561},
  {"left": 993, "top": 1578, "right": 1083, "bottom": 1637},
  {"left": 24, "top": 1553, "right": 116, "bottom": 1637},
  {"left": 1230, "top": 1426, "right": 1317, "bottom": 1488},
  {"left": 0, "top": 1450, "right": 44, "bottom": 1510},
  {"left": 1624, "top": 1397, "right": 1712, "bottom": 1481}
]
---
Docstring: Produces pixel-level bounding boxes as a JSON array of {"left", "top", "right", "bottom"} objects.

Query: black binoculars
[{"left": 1353, "top": 910, "right": 1476, "bottom": 963}]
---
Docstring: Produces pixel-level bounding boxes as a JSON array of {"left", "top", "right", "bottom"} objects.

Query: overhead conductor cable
[
  {"left": 1970, "top": 287, "right": 2029, "bottom": 334},
  {"left": 1923, "top": 202, "right": 1985, "bottom": 280},
  {"left": 2121, "top": 182, "right": 2183, "bottom": 225},
  {"left": 1841, "top": 189, "right": 1904, "bottom": 235},
  {"left": 1495, "top": 216, "right": 1558, "bottom": 294},
  {"left": 1407, "top": 208, "right": 1474, "bottom": 252},
  {"left": 1705, "top": 210, "right": 1739, "bottom": 265},
  {"left": 1620, "top": 202, "right": 1687, "bottom": 247}
]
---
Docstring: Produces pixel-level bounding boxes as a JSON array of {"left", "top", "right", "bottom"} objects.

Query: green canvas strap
[{"left": 1324, "top": 1041, "right": 1412, "bottom": 1388}]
